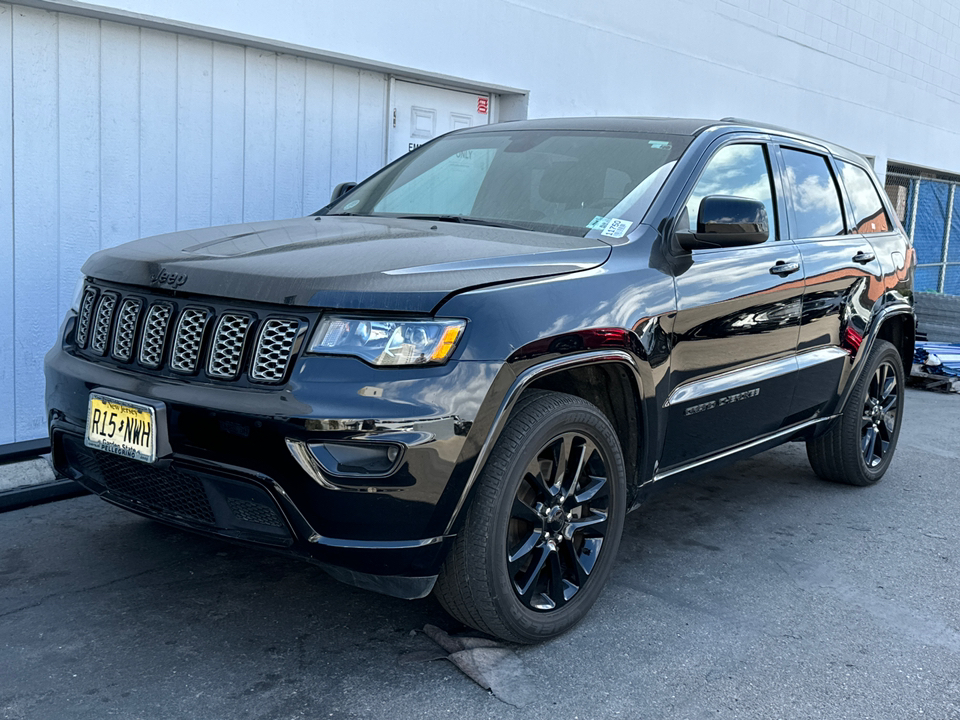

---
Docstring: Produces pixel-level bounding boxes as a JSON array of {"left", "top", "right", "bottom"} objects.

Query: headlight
[
  {"left": 69, "top": 277, "right": 86, "bottom": 313},
  {"left": 307, "top": 316, "right": 466, "bottom": 366}
]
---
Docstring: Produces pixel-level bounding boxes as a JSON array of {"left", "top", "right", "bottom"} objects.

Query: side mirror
[
  {"left": 330, "top": 181, "right": 358, "bottom": 204},
  {"left": 676, "top": 196, "right": 769, "bottom": 250}
]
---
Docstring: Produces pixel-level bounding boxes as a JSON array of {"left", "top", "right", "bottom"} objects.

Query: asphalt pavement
[{"left": 2, "top": 388, "right": 959, "bottom": 720}]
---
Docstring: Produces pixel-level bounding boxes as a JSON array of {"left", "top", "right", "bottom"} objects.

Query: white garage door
[
  {"left": 387, "top": 80, "right": 491, "bottom": 163},
  {"left": 0, "top": 4, "right": 391, "bottom": 443}
]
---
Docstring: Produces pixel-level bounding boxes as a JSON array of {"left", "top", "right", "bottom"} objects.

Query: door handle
[
  {"left": 769, "top": 261, "right": 800, "bottom": 276},
  {"left": 853, "top": 250, "right": 876, "bottom": 264}
]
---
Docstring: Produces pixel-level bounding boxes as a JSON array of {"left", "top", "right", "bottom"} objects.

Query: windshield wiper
[{"left": 396, "top": 214, "right": 530, "bottom": 231}]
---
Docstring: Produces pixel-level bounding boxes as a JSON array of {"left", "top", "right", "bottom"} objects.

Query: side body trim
[{"left": 665, "top": 347, "right": 849, "bottom": 408}]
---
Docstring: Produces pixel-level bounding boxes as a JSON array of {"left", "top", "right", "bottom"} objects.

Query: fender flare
[
  {"left": 442, "top": 349, "right": 646, "bottom": 535},
  {"left": 836, "top": 302, "right": 914, "bottom": 414}
]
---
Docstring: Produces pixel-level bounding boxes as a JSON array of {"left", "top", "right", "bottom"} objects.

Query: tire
[
  {"left": 434, "top": 390, "right": 627, "bottom": 643},
  {"left": 806, "top": 339, "right": 905, "bottom": 486}
]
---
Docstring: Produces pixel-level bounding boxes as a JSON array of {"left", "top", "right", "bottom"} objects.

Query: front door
[
  {"left": 387, "top": 80, "right": 491, "bottom": 163},
  {"left": 660, "top": 141, "right": 804, "bottom": 470}
]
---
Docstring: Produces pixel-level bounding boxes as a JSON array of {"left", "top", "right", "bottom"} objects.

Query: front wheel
[
  {"left": 434, "top": 390, "right": 627, "bottom": 643},
  {"left": 807, "top": 339, "right": 905, "bottom": 486}
]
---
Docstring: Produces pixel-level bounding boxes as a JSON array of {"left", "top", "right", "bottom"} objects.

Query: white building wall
[
  {"left": 1, "top": 3, "right": 389, "bottom": 443},
  {"left": 87, "top": 0, "right": 960, "bottom": 174}
]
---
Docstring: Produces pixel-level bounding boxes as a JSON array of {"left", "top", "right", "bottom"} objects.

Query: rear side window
[
  {"left": 838, "top": 160, "right": 891, "bottom": 234},
  {"left": 684, "top": 143, "right": 777, "bottom": 240},
  {"left": 780, "top": 148, "right": 845, "bottom": 238}
]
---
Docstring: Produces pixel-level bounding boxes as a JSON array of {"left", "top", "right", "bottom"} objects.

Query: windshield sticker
[
  {"left": 344, "top": 199, "right": 360, "bottom": 210},
  {"left": 601, "top": 218, "right": 633, "bottom": 238},
  {"left": 587, "top": 216, "right": 610, "bottom": 230},
  {"left": 648, "top": 140, "right": 672, "bottom": 150}
]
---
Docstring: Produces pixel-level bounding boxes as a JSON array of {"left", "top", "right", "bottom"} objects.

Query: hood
[{"left": 82, "top": 216, "right": 612, "bottom": 313}]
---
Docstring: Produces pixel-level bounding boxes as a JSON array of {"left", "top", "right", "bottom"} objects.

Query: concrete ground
[
  {"left": 1, "top": 388, "right": 958, "bottom": 720},
  {"left": 0, "top": 458, "right": 55, "bottom": 493}
]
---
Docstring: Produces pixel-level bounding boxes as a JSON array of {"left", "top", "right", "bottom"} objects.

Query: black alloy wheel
[
  {"left": 507, "top": 432, "right": 611, "bottom": 612},
  {"left": 807, "top": 339, "right": 905, "bottom": 486},
  {"left": 434, "top": 390, "right": 626, "bottom": 643},
  {"left": 861, "top": 359, "right": 900, "bottom": 468}
]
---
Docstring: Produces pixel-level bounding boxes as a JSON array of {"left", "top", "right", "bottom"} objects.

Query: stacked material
[{"left": 912, "top": 341, "right": 960, "bottom": 392}]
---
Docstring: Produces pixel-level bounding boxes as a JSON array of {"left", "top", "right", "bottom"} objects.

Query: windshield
[{"left": 321, "top": 129, "right": 690, "bottom": 237}]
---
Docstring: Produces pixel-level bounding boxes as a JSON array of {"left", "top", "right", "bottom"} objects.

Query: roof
[{"left": 462, "top": 116, "right": 864, "bottom": 162}]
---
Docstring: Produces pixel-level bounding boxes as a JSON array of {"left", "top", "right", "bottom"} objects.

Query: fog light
[{"left": 308, "top": 441, "right": 403, "bottom": 477}]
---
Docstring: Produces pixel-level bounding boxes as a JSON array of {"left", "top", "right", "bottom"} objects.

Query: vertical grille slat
[
  {"left": 250, "top": 318, "right": 301, "bottom": 382},
  {"left": 139, "top": 302, "right": 174, "bottom": 369},
  {"left": 170, "top": 308, "right": 211, "bottom": 374},
  {"left": 111, "top": 298, "right": 143, "bottom": 362},
  {"left": 75, "top": 287, "right": 99, "bottom": 349},
  {"left": 89, "top": 292, "right": 119, "bottom": 356},
  {"left": 207, "top": 313, "right": 252, "bottom": 380}
]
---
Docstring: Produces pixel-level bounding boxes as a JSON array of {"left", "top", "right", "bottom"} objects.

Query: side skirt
[{"left": 628, "top": 414, "right": 838, "bottom": 510}]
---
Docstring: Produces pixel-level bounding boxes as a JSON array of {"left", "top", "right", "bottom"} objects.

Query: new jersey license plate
[{"left": 84, "top": 393, "right": 157, "bottom": 464}]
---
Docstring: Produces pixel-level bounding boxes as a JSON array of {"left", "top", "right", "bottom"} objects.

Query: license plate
[{"left": 84, "top": 393, "right": 157, "bottom": 464}]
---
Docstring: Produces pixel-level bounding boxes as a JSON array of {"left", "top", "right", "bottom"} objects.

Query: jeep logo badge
[{"left": 150, "top": 268, "right": 188, "bottom": 288}]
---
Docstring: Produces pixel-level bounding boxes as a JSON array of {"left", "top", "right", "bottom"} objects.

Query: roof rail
[{"left": 720, "top": 116, "right": 809, "bottom": 134}]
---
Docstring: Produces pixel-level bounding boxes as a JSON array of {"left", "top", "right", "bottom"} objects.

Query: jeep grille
[
  {"left": 207, "top": 313, "right": 252, "bottom": 380},
  {"left": 76, "top": 284, "right": 304, "bottom": 384},
  {"left": 250, "top": 319, "right": 301, "bottom": 382},
  {"left": 111, "top": 298, "right": 143, "bottom": 362},
  {"left": 90, "top": 292, "right": 118, "bottom": 356}
]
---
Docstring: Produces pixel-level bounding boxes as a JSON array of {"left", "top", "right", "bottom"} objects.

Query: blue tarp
[{"left": 914, "top": 341, "right": 960, "bottom": 377}]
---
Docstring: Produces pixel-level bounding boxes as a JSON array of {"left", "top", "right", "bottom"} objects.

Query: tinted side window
[
  {"left": 685, "top": 143, "right": 776, "bottom": 240},
  {"left": 838, "top": 160, "right": 891, "bottom": 234},
  {"left": 780, "top": 148, "right": 844, "bottom": 238}
]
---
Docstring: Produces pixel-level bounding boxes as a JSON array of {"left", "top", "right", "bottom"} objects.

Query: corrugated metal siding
[{"left": 0, "top": 3, "right": 388, "bottom": 443}]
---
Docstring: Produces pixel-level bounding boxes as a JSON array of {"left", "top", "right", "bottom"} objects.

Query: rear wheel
[
  {"left": 434, "top": 391, "right": 627, "bottom": 643},
  {"left": 807, "top": 339, "right": 905, "bottom": 486}
]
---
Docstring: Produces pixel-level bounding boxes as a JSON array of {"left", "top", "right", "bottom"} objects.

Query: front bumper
[{"left": 44, "top": 327, "right": 500, "bottom": 598}]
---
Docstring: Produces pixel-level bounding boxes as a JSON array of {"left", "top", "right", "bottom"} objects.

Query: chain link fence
[{"left": 885, "top": 162, "right": 960, "bottom": 295}]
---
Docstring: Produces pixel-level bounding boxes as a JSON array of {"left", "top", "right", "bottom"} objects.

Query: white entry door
[{"left": 387, "top": 80, "right": 491, "bottom": 163}]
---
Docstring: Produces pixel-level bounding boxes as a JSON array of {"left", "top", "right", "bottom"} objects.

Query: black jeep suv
[{"left": 45, "top": 117, "right": 914, "bottom": 642}]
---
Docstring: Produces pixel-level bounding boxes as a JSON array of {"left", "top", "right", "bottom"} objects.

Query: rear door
[
  {"left": 387, "top": 81, "right": 490, "bottom": 163},
  {"left": 660, "top": 139, "right": 804, "bottom": 470},
  {"left": 775, "top": 144, "right": 884, "bottom": 422}
]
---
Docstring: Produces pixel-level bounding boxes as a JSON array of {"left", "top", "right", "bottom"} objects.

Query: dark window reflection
[
  {"left": 685, "top": 143, "right": 776, "bottom": 240},
  {"left": 781, "top": 148, "right": 844, "bottom": 238},
  {"left": 838, "top": 160, "right": 891, "bottom": 234}
]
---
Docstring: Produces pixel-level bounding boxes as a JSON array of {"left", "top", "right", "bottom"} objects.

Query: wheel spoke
[
  {"left": 881, "top": 394, "right": 898, "bottom": 414},
  {"left": 577, "top": 537, "right": 603, "bottom": 576},
  {"left": 874, "top": 364, "right": 887, "bottom": 399},
  {"left": 508, "top": 528, "right": 542, "bottom": 564},
  {"left": 881, "top": 374, "right": 897, "bottom": 402},
  {"left": 547, "top": 547, "right": 568, "bottom": 608},
  {"left": 550, "top": 435, "right": 572, "bottom": 493},
  {"left": 574, "top": 473, "right": 609, "bottom": 505},
  {"left": 561, "top": 541, "right": 589, "bottom": 588},
  {"left": 881, "top": 411, "right": 896, "bottom": 435},
  {"left": 862, "top": 426, "right": 877, "bottom": 465},
  {"left": 514, "top": 544, "right": 551, "bottom": 598},
  {"left": 511, "top": 496, "right": 539, "bottom": 524},
  {"left": 565, "top": 510, "right": 608, "bottom": 539},
  {"left": 560, "top": 439, "right": 591, "bottom": 501},
  {"left": 522, "top": 456, "right": 553, "bottom": 499}
]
